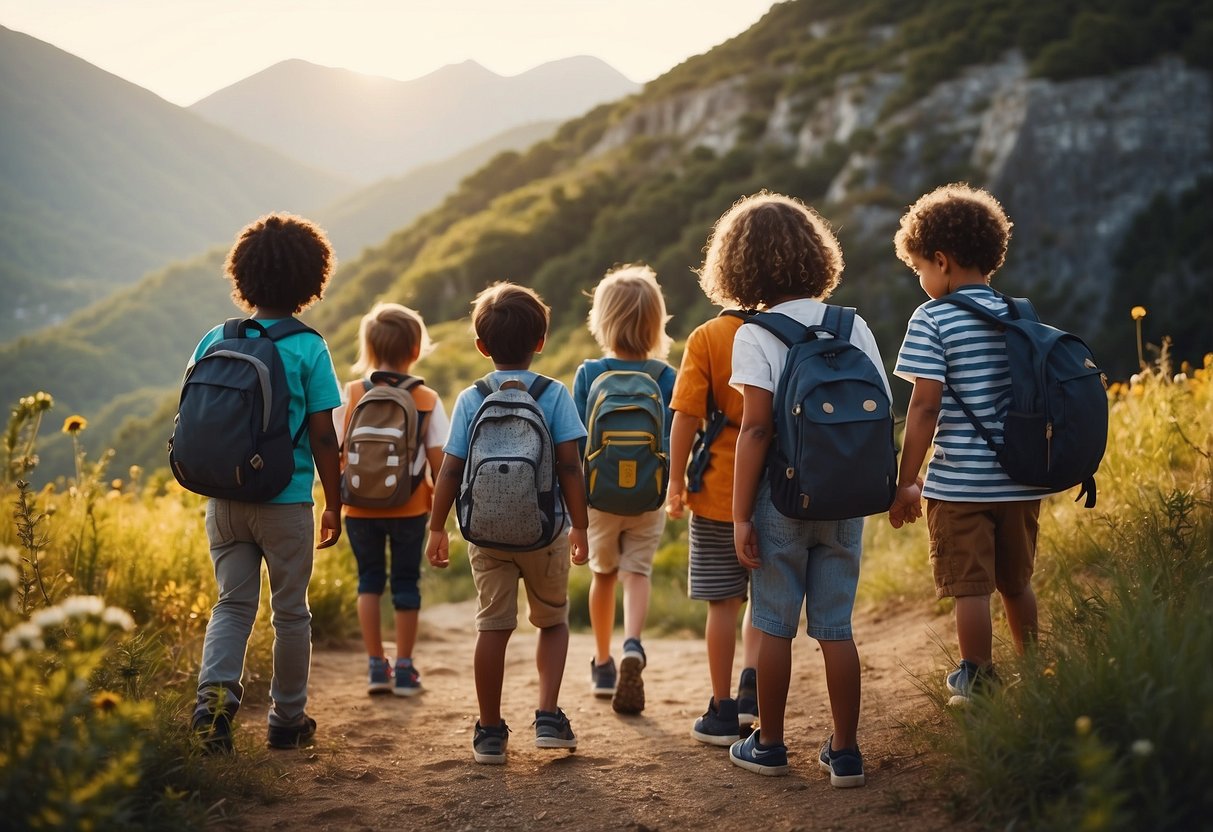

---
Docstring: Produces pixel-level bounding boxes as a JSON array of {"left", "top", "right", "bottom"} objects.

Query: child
[
  {"left": 425, "top": 282, "right": 589, "bottom": 765},
  {"left": 704, "top": 192, "right": 888, "bottom": 786},
  {"left": 338, "top": 303, "right": 449, "bottom": 696},
  {"left": 666, "top": 308, "right": 760, "bottom": 744},
  {"left": 190, "top": 213, "right": 343, "bottom": 752},
  {"left": 889, "top": 183, "right": 1047, "bottom": 706},
  {"left": 571, "top": 265, "right": 676, "bottom": 715}
]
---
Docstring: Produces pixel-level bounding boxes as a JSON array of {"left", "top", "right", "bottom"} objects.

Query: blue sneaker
[
  {"left": 473, "top": 720, "right": 510, "bottom": 765},
  {"left": 534, "top": 708, "right": 578, "bottom": 750},
  {"left": 818, "top": 736, "right": 865, "bottom": 788},
  {"left": 729, "top": 731, "right": 789, "bottom": 776},
  {"left": 691, "top": 697, "right": 740, "bottom": 747},
  {"left": 946, "top": 660, "right": 998, "bottom": 707},
  {"left": 367, "top": 656, "right": 392, "bottom": 695},
  {"left": 591, "top": 657, "right": 617, "bottom": 698},
  {"left": 393, "top": 660, "right": 422, "bottom": 697},
  {"left": 613, "top": 638, "right": 646, "bottom": 715},
  {"left": 737, "top": 666, "right": 758, "bottom": 726}
]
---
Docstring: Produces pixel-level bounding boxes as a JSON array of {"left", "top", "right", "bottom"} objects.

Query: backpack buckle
[{"left": 250, "top": 454, "right": 264, "bottom": 471}]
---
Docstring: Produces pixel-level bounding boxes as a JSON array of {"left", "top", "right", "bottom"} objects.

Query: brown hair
[
  {"left": 352, "top": 302, "right": 434, "bottom": 375},
  {"left": 893, "top": 183, "right": 1012, "bottom": 276},
  {"left": 224, "top": 213, "right": 335, "bottom": 313},
  {"left": 587, "top": 264, "right": 672, "bottom": 359},
  {"left": 697, "top": 191, "right": 844, "bottom": 310},
  {"left": 470, "top": 282, "right": 550, "bottom": 365}
]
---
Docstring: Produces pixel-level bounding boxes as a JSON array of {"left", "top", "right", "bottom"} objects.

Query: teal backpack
[{"left": 582, "top": 359, "right": 670, "bottom": 515}]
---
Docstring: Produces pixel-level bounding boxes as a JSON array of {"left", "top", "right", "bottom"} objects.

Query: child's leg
[
  {"left": 394, "top": 609, "right": 419, "bottom": 660},
  {"left": 535, "top": 622, "right": 570, "bottom": 713},
  {"left": 258, "top": 504, "right": 316, "bottom": 727},
  {"left": 620, "top": 570, "right": 651, "bottom": 642},
  {"left": 955, "top": 594, "right": 993, "bottom": 665},
  {"left": 1000, "top": 586, "right": 1038, "bottom": 654},
  {"left": 705, "top": 597, "right": 742, "bottom": 701},
  {"left": 474, "top": 629, "right": 512, "bottom": 726},
  {"left": 618, "top": 508, "right": 664, "bottom": 642},
  {"left": 819, "top": 638, "right": 861, "bottom": 750},
  {"left": 589, "top": 570, "right": 618, "bottom": 663},
  {"left": 346, "top": 516, "right": 389, "bottom": 658},
  {"left": 357, "top": 594, "right": 385, "bottom": 657},
  {"left": 994, "top": 500, "right": 1041, "bottom": 655},
  {"left": 741, "top": 600, "right": 759, "bottom": 668},
  {"left": 755, "top": 631, "right": 792, "bottom": 745},
  {"left": 386, "top": 516, "right": 426, "bottom": 660}
]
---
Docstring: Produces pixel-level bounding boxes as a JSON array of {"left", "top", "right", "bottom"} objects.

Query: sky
[{"left": 0, "top": 0, "right": 780, "bottom": 106}]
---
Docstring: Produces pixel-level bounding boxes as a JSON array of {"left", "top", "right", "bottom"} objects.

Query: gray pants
[{"left": 195, "top": 500, "right": 314, "bottom": 728}]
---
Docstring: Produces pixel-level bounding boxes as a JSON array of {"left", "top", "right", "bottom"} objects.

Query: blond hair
[
  {"left": 352, "top": 302, "right": 434, "bottom": 375},
  {"left": 587, "top": 264, "right": 672, "bottom": 360}
]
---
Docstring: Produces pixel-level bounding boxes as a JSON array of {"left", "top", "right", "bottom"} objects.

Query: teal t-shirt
[{"left": 190, "top": 318, "right": 342, "bottom": 504}]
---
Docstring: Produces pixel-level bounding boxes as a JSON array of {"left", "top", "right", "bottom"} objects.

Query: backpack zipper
[{"left": 1046, "top": 422, "right": 1053, "bottom": 471}]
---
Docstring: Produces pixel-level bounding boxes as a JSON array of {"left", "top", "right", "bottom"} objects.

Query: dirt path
[{"left": 233, "top": 600, "right": 974, "bottom": 832}]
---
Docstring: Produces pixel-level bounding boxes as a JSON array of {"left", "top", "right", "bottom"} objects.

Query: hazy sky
[{"left": 0, "top": 0, "right": 780, "bottom": 106}]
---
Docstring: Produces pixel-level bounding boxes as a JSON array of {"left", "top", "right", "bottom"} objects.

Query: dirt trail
[{"left": 234, "top": 600, "right": 975, "bottom": 832}]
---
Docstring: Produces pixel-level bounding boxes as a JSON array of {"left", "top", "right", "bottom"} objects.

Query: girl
[{"left": 572, "top": 264, "right": 676, "bottom": 715}]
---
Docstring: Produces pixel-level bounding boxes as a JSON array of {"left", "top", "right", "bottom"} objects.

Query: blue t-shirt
[
  {"left": 894, "top": 285, "right": 1053, "bottom": 502},
  {"left": 191, "top": 318, "right": 342, "bottom": 504},
  {"left": 444, "top": 370, "right": 586, "bottom": 459},
  {"left": 571, "top": 358, "right": 677, "bottom": 456}
]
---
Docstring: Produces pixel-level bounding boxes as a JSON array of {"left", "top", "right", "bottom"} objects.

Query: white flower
[
  {"left": 1173, "top": 373, "right": 1188, "bottom": 384},
  {"left": 102, "top": 607, "right": 135, "bottom": 632},
  {"left": 0, "top": 545, "right": 18, "bottom": 566},
  {"left": 59, "top": 595, "right": 106, "bottom": 620},
  {"left": 1131, "top": 739, "right": 1154, "bottom": 757},
  {"left": 2, "top": 621, "right": 45, "bottom": 653},
  {"left": 0, "top": 564, "right": 19, "bottom": 589},
  {"left": 1130, "top": 373, "right": 1142, "bottom": 386},
  {"left": 31, "top": 606, "right": 67, "bottom": 631}
]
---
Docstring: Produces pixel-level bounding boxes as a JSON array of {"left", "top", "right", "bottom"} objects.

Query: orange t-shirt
[
  {"left": 341, "top": 378, "right": 440, "bottom": 519},
  {"left": 669, "top": 313, "right": 745, "bottom": 523}
]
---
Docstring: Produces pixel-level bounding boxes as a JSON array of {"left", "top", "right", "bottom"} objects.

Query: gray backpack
[{"left": 457, "top": 375, "right": 563, "bottom": 551}]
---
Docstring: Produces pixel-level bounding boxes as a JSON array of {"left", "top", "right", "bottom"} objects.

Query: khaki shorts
[
  {"left": 926, "top": 499, "right": 1041, "bottom": 598},
  {"left": 468, "top": 537, "right": 570, "bottom": 631},
  {"left": 587, "top": 507, "right": 666, "bottom": 577}
]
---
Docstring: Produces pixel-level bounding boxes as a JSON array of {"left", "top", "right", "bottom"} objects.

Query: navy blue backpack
[
  {"left": 746, "top": 306, "right": 897, "bottom": 521},
  {"left": 940, "top": 292, "right": 1108, "bottom": 508}
]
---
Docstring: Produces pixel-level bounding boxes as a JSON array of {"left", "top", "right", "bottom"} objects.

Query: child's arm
[
  {"left": 889, "top": 377, "right": 942, "bottom": 528},
  {"left": 308, "top": 410, "right": 343, "bottom": 548},
  {"left": 732, "top": 384, "right": 773, "bottom": 569},
  {"left": 554, "top": 439, "right": 589, "bottom": 565},
  {"left": 425, "top": 453, "right": 464, "bottom": 568},
  {"left": 666, "top": 410, "right": 698, "bottom": 520}
]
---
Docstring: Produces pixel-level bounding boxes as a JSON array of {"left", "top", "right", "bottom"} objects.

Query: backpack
[
  {"left": 687, "top": 309, "right": 749, "bottom": 494},
  {"left": 457, "top": 375, "right": 564, "bottom": 551},
  {"left": 169, "top": 317, "right": 318, "bottom": 502},
  {"left": 746, "top": 306, "right": 896, "bottom": 521},
  {"left": 340, "top": 371, "right": 427, "bottom": 509},
  {"left": 582, "top": 358, "right": 669, "bottom": 515},
  {"left": 940, "top": 291, "right": 1108, "bottom": 508}
]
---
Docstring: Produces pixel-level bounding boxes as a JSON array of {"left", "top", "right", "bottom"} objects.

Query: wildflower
[
  {"left": 102, "top": 606, "right": 135, "bottom": 632},
  {"left": 128, "top": 465, "right": 143, "bottom": 481},
  {"left": 91, "top": 690, "right": 123, "bottom": 712},
  {"left": 1131, "top": 739, "right": 1154, "bottom": 757},
  {"left": 59, "top": 595, "right": 106, "bottom": 620},
  {"left": 1130, "top": 306, "right": 1147, "bottom": 320},
  {"left": 1173, "top": 373, "right": 1187, "bottom": 384},
  {"left": 0, "top": 563, "right": 19, "bottom": 590},
  {"left": 62, "top": 415, "right": 87, "bottom": 434},
  {"left": 105, "top": 490, "right": 121, "bottom": 501},
  {"left": 1042, "top": 664, "right": 1056, "bottom": 677},
  {"left": 31, "top": 605, "right": 68, "bottom": 631},
  {"left": 0, "top": 545, "right": 18, "bottom": 566},
  {"left": 1130, "top": 373, "right": 1142, "bottom": 386},
  {"left": 2, "top": 621, "right": 45, "bottom": 653},
  {"left": 1075, "top": 715, "right": 1093, "bottom": 736},
  {"left": 111, "top": 478, "right": 123, "bottom": 490}
]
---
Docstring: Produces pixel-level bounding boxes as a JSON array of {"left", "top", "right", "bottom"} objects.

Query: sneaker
[
  {"left": 737, "top": 666, "right": 758, "bottom": 726},
  {"left": 393, "top": 660, "right": 422, "bottom": 697},
  {"left": 266, "top": 715, "right": 317, "bottom": 749},
  {"left": 590, "top": 657, "right": 617, "bottom": 698},
  {"left": 946, "top": 660, "right": 999, "bottom": 707},
  {"left": 613, "top": 638, "right": 646, "bottom": 714},
  {"left": 728, "top": 731, "right": 789, "bottom": 776},
  {"left": 691, "top": 697, "right": 740, "bottom": 746},
  {"left": 534, "top": 709, "right": 578, "bottom": 750},
  {"left": 367, "top": 656, "right": 392, "bottom": 695},
  {"left": 473, "top": 720, "right": 510, "bottom": 764},
  {"left": 191, "top": 708, "right": 233, "bottom": 754},
  {"left": 818, "top": 736, "right": 866, "bottom": 788}
]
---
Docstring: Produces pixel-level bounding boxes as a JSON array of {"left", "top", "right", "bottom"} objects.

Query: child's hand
[
  {"left": 316, "top": 509, "right": 341, "bottom": 549},
  {"left": 734, "top": 520, "right": 760, "bottom": 569},
  {"left": 426, "top": 528, "right": 450, "bottom": 568},
  {"left": 568, "top": 527, "right": 589, "bottom": 566},
  {"left": 665, "top": 483, "right": 686, "bottom": 520},
  {"left": 888, "top": 480, "right": 924, "bottom": 528}
]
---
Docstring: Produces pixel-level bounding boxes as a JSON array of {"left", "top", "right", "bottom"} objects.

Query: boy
[
  {"left": 425, "top": 282, "right": 589, "bottom": 764},
  {"left": 190, "top": 213, "right": 343, "bottom": 752},
  {"left": 889, "top": 184, "right": 1051, "bottom": 705}
]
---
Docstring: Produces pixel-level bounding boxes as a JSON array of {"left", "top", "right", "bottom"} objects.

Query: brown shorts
[
  {"left": 469, "top": 537, "right": 570, "bottom": 631},
  {"left": 925, "top": 499, "right": 1041, "bottom": 598}
]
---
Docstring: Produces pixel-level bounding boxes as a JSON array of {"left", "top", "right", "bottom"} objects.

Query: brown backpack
[{"left": 340, "top": 371, "right": 427, "bottom": 508}]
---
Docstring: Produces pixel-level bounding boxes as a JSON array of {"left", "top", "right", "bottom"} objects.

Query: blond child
[
  {"left": 704, "top": 192, "right": 889, "bottom": 786},
  {"left": 336, "top": 303, "right": 449, "bottom": 696},
  {"left": 572, "top": 264, "right": 676, "bottom": 715}
]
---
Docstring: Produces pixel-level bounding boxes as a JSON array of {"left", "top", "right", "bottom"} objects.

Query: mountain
[
  {"left": 316, "top": 119, "right": 560, "bottom": 262},
  {"left": 0, "top": 26, "right": 353, "bottom": 341},
  {"left": 189, "top": 56, "right": 639, "bottom": 183}
]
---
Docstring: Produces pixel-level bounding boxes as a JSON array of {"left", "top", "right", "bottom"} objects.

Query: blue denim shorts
[
  {"left": 750, "top": 482, "right": 863, "bottom": 641},
  {"left": 345, "top": 515, "right": 427, "bottom": 609}
]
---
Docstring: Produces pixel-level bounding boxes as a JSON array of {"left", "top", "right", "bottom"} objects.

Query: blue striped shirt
[{"left": 894, "top": 285, "right": 1052, "bottom": 502}]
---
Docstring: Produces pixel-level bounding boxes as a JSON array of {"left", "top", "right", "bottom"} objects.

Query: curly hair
[
  {"left": 587, "top": 264, "right": 673, "bottom": 360},
  {"left": 697, "top": 191, "right": 844, "bottom": 310},
  {"left": 471, "top": 282, "right": 550, "bottom": 365},
  {"left": 224, "top": 213, "right": 335, "bottom": 314},
  {"left": 893, "top": 184, "right": 1012, "bottom": 276},
  {"left": 352, "top": 302, "right": 435, "bottom": 375}
]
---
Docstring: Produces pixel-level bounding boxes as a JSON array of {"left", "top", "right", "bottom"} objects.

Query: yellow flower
[
  {"left": 1075, "top": 715, "right": 1093, "bottom": 736},
  {"left": 62, "top": 415, "right": 87, "bottom": 434},
  {"left": 1130, "top": 306, "right": 1147, "bottom": 320},
  {"left": 91, "top": 690, "right": 122, "bottom": 712},
  {"left": 111, "top": 479, "right": 124, "bottom": 490}
]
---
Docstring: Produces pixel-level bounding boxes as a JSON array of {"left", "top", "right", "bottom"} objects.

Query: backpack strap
[
  {"left": 367, "top": 370, "right": 424, "bottom": 390},
  {"left": 528, "top": 375, "right": 554, "bottom": 400},
  {"left": 821, "top": 305, "right": 856, "bottom": 341},
  {"left": 264, "top": 317, "right": 321, "bottom": 342},
  {"left": 719, "top": 308, "right": 754, "bottom": 321},
  {"left": 744, "top": 311, "right": 811, "bottom": 347},
  {"left": 938, "top": 292, "right": 1016, "bottom": 455},
  {"left": 474, "top": 375, "right": 495, "bottom": 397}
]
